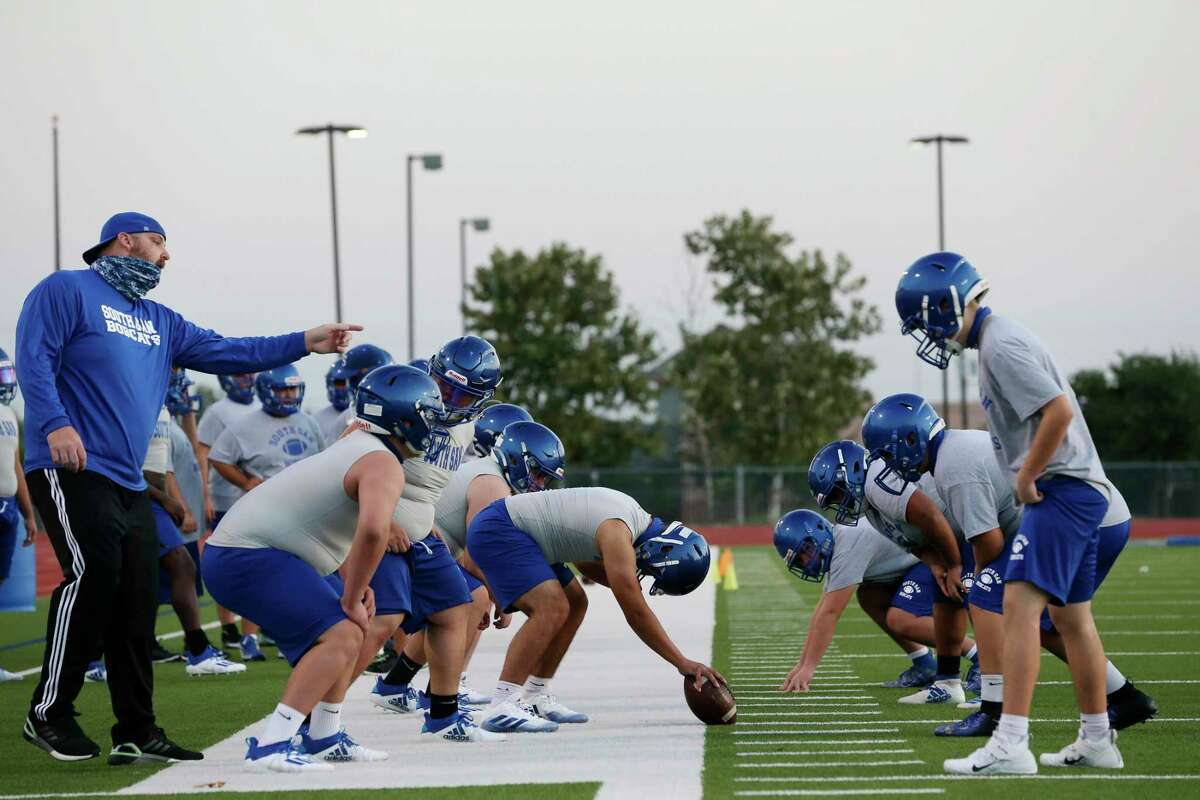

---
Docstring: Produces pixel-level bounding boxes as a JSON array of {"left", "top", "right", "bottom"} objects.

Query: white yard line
[
  {"left": 737, "top": 749, "right": 914, "bottom": 756},
  {"left": 11, "top": 619, "right": 224, "bottom": 678},
  {"left": 733, "top": 729, "right": 901, "bottom": 736},
  {"left": 733, "top": 774, "right": 1200, "bottom": 784},
  {"left": 738, "top": 703, "right": 880, "bottom": 709},
  {"left": 736, "top": 740, "right": 907, "bottom": 748},
  {"left": 736, "top": 759, "right": 925, "bottom": 769},
  {"left": 735, "top": 790, "right": 945, "bottom": 797}
]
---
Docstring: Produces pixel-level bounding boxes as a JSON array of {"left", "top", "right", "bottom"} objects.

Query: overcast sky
[{"left": 3, "top": 1, "right": 1197, "bottom": 423}]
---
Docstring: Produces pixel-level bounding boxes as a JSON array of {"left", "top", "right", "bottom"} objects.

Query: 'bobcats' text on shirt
[{"left": 101, "top": 304, "right": 161, "bottom": 346}]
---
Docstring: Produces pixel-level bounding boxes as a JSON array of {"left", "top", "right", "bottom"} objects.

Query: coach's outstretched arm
[
  {"left": 780, "top": 584, "right": 856, "bottom": 692},
  {"left": 170, "top": 317, "right": 363, "bottom": 375},
  {"left": 596, "top": 521, "right": 725, "bottom": 688}
]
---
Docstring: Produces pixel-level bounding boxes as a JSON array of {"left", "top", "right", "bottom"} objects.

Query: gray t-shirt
[
  {"left": 435, "top": 454, "right": 507, "bottom": 556},
  {"left": 825, "top": 519, "right": 920, "bottom": 593},
  {"left": 315, "top": 404, "right": 347, "bottom": 447},
  {"left": 503, "top": 487, "right": 653, "bottom": 565},
  {"left": 977, "top": 314, "right": 1111, "bottom": 501},
  {"left": 198, "top": 397, "right": 260, "bottom": 512},
  {"left": 169, "top": 419, "right": 205, "bottom": 545},
  {"left": 932, "top": 429, "right": 1022, "bottom": 543},
  {"left": 863, "top": 459, "right": 947, "bottom": 551},
  {"left": 402, "top": 422, "right": 476, "bottom": 506},
  {"left": 209, "top": 409, "right": 325, "bottom": 483}
]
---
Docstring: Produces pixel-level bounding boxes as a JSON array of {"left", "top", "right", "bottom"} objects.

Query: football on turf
[{"left": 683, "top": 674, "right": 737, "bottom": 725}]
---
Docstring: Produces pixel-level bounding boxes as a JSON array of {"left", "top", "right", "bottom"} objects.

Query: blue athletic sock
[{"left": 913, "top": 652, "right": 936, "bottom": 672}]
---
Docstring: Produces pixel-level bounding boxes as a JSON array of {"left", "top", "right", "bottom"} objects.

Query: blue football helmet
[
  {"left": 493, "top": 421, "right": 565, "bottom": 493},
  {"left": 340, "top": 344, "right": 394, "bottom": 397},
  {"left": 255, "top": 365, "right": 305, "bottom": 417},
  {"left": 808, "top": 440, "right": 868, "bottom": 525},
  {"left": 354, "top": 364, "right": 445, "bottom": 454},
  {"left": 218, "top": 373, "right": 256, "bottom": 404},
  {"left": 325, "top": 358, "right": 352, "bottom": 412},
  {"left": 474, "top": 403, "right": 534, "bottom": 456},
  {"left": 861, "top": 393, "right": 945, "bottom": 495},
  {"left": 634, "top": 520, "right": 711, "bottom": 596},
  {"left": 409, "top": 357, "right": 431, "bottom": 373},
  {"left": 895, "top": 252, "right": 989, "bottom": 369},
  {"left": 165, "top": 367, "right": 199, "bottom": 416},
  {"left": 429, "top": 336, "right": 502, "bottom": 425},
  {"left": 0, "top": 347, "right": 16, "bottom": 405},
  {"left": 774, "top": 509, "right": 836, "bottom": 582}
]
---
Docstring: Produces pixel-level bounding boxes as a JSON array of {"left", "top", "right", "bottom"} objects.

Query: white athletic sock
[
  {"left": 995, "top": 713, "right": 1029, "bottom": 748},
  {"left": 492, "top": 680, "right": 522, "bottom": 705},
  {"left": 261, "top": 703, "right": 305, "bottom": 746},
  {"left": 1105, "top": 661, "right": 1128, "bottom": 694},
  {"left": 965, "top": 644, "right": 978, "bottom": 662},
  {"left": 523, "top": 675, "right": 551, "bottom": 699},
  {"left": 907, "top": 646, "right": 930, "bottom": 662},
  {"left": 309, "top": 702, "right": 342, "bottom": 740},
  {"left": 1081, "top": 712, "right": 1110, "bottom": 742},
  {"left": 981, "top": 674, "right": 1004, "bottom": 703}
]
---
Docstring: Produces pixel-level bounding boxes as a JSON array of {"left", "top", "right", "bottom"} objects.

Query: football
[{"left": 683, "top": 674, "right": 737, "bottom": 725}]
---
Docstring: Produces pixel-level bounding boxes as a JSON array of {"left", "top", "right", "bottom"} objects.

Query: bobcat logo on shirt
[
  {"left": 974, "top": 567, "right": 1002, "bottom": 593},
  {"left": 1011, "top": 533, "right": 1029, "bottom": 561},
  {"left": 100, "top": 305, "right": 161, "bottom": 347}
]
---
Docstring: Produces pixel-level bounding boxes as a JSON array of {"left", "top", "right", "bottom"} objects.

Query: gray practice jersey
[
  {"left": 978, "top": 314, "right": 1111, "bottom": 501},
  {"left": 863, "top": 459, "right": 948, "bottom": 551},
  {"left": 503, "top": 487, "right": 652, "bottom": 565},
  {"left": 402, "top": 422, "right": 476, "bottom": 507},
  {"left": 209, "top": 430, "right": 387, "bottom": 575},
  {"left": 0, "top": 403, "right": 19, "bottom": 497},
  {"left": 209, "top": 409, "right": 325, "bottom": 483},
  {"left": 198, "top": 397, "right": 260, "bottom": 512},
  {"left": 825, "top": 519, "right": 920, "bottom": 593},
  {"left": 169, "top": 419, "right": 205, "bottom": 544},
  {"left": 1103, "top": 485, "right": 1131, "bottom": 527},
  {"left": 932, "top": 429, "right": 1023, "bottom": 543},
  {"left": 315, "top": 405, "right": 347, "bottom": 447},
  {"left": 435, "top": 455, "right": 507, "bottom": 556}
]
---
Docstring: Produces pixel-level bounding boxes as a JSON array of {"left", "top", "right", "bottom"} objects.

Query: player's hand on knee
[
  {"left": 48, "top": 426, "right": 87, "bottom": 472},
  {"left": 493, "top": 609, "right": 512, "bottom": 629},
  {"left": 341, "top": 593, "right": 371, "bottom": 635},
  {"left": 387, "top": 522, "right": 411, "bottom": 553},
  {"left": 363, "top": 587, "right": 376, "bottom": 619},
  {"left": 942, "top": 565, "right": 965, "bottom": 602}
]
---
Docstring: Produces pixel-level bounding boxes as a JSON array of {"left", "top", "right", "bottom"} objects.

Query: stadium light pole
[
  {"left": 911, "top": 134, "right": 970, "bottom": 428},
  {"left": 458, "top": 217, "right": 491, "bottom": 336},
  {"left": 406, "top": 152, "right": 444, "bottom": 360},
  {"left": 52, "top": 115, "right": 61, "bottom": 271},
  {"left": 296, "top": 123, "right": 368, "bottom": 322}
]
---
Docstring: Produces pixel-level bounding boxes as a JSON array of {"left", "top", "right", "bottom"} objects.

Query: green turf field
[{"left": 702, "top": 545, "right": 1200, "bottom": 799}]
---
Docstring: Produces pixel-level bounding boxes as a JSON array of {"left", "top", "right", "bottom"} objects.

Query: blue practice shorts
[
  {"left": 466, "top": 500, "right": 578, "bottom": 612},
  {"left": 0, "top": 496, "right": 19, "bottom": 582},
  {"left": 888, "top": 562, "right": 934, "bottom": 618},
  {"left": 152, "top": 500, "right": 186, "bottom": 559},
  {"left": 459, "top": 562, "right": 484, "bottom": 593},
  {"left": 201, "top": 544, "right": 346, "bottom": 666},
  {"left": 1036, "top": 517, "right": 1131, "bottom": 631},
  {"left": 932, "top": 537, "right": 975, "bottom": 607},
  {"left": 1006, "top": 477, "right": 1108, "bottom": 606}
]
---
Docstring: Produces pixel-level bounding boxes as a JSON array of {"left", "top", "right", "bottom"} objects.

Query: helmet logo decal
[{"left": 446, "top": 369, "right": 469, "bottom": 385}]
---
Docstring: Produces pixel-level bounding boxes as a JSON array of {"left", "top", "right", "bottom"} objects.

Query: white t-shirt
[
  {"left": 197, "top": 397, "right": 260, "bottom": 512},
  {"left": 503, "top": 487, "right": 652, "bottom": 564},
  {"left": 434, "top": 455, "right": 507, "bottom": 556},
  {"left": 824, "top": 519, "right": 920, "bottom": 593},
  {"left": 0, "top": 404, "right": 20, "bottom": 497},
  {"left": 142, "top": 407, "right": 172, "bottom": 474}
]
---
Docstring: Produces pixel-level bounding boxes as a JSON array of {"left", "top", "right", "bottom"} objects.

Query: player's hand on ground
[
  {"left": 679, "top": 659, "right": 726, "bottom": 690},
  {"left": 387, "top": 522, "right": 411, "bottom": 553},
  {"left": 305, "top": 323, "right": 364, "bottom": 355},
  {"left": 48, "top": 426, "right": 87, "bottom": 472},
  {"left": 341, "top": 592, "right": 371, "bottom": 634},
  {"left": 493, "top": 609, "right": 512, "bottom": 629},
  {"left": 779, "top": 663, "right": 815, "bottom": 692},
  {"left": 181, "top": 509, "right": 198, "bottom": 535},
  {"left": 1016, "top": 471, "right": 1043, "bottom": 505}
]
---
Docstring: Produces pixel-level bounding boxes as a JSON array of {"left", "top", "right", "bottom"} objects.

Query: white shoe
[
  {"left": 479, "top": 699, "right": 560, "bottom": 733},
  {"left": 957, "top": 697, "right": 982, "bottom": 710},
  {"left": 370, "top": 678, "right": 421, "bottom": 714},
  {"left": 1039, "top": 728, "right": 1124, "bottom": 769},
  {"left": 244, "top": 736, "right": 333, "bottom": 773},
  {"left": 527, "top": 694, "right": 589, "bottom": 723},
  {"left": 899, "top": 679, "right": 965, "bottom": 705},
  {"left": 421, "top": 711, "right": 507, "bottom": 742},
  {"left": 303, "top": 728, "right": 389, "bottom": 763},
  {"left": 185, "top": 646, "right": 248, "bottom": 676},
  {"left": 0, "top": 667, "right": 23, "bottom": 682},
  {"left": 459, "top": 675, "right": 492, "bottom": 706},
  {"left": 945, "top": 736, "right": 1038, "bottom": 775}
]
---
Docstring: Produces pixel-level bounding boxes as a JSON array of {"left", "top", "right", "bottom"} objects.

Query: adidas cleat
[
  {"left": 240, "top": 634, "right": 266, "bottom": 662},
  {"left": 1108, "top": 685, "right": 1159, "bottom": 730},
  {"left": 421, "top": 711, "right": 506, "bottom": 742},
  {"left": 899, "top": 679, "right": 965, "bottom": 705},
  {"left": 186, "top": 646, "right": 247, "bottom": 676},
  {"left": 935, "top": 710, "right": 997, "bottom": 737},
  {"left": 963, "top": 661, "right": 981, "bottom": 694},
  {"left": 370, "top": 678, "right": 421, "bottom": 714},
  {"left": 302, "top": 728, "right": 388, "bottom": 762},
  {"left": 958, "top": 696, "right": 982, "bottom": 710},
  {"left": 0, "top": 667, "right": 23, "bottom": 682},
  {"left": 364, "top": 649, "right": 399, "bottom": 675},
  {"left": 244, "top": 736, "right": 332, "bottom": 773},
  {"left": 459, "top": 676, "right": 492, "bottom": 706},
  {"left": 944, "top": 737, "right": 1037, "bottom": 775},
  {"left": 1039, "top": 728, "right": 1123, "bottom": 769},
  {"left": 108, "top": 728, "right": 202, "bottom": 765},
  {"left": 479, "top": 699, "right": 559, "bottom": 733},
  {"left": 882, "top": 664, "right": 935, "bottom": 689},
  {"left": 84, "top": 661, "right": 107, "bottom": 683},
  {"left": 528, "top": 694, "right": 589, "bottom": 724}
]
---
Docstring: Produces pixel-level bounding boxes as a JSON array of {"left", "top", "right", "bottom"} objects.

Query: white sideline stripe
[
  {"left": 738, "top": 740, "right": 906, "bottom": 748},
  {"left": 737, "top": 760, "right": 925, "bottom": 769},
  {"left": 13, "top": 619, "right": 223, "bottom": 678},
  {"left": 738, "top": 703, "right": 880, "bottom": 709},
  {"left": 735, "top": 651, "right": 1200, "bottom": 659},
  {"left": 733, "top": 774, "right": 1200, "bottom": 784},
  {"left": 734, "top": 790, "right": 945, "bottom": 797},
  {"left": 738, "top": 749, "right": 914, "bottom": 756},
  {"left": 736, "top": 691, "right": 865, "bottom": 696},
  {"left": 739, "top": 714, "right": 884, "bottom": 722},
  {"left": 736, "top": 717, "right": 1200, "bottom": 728},
  {"left": 734, "top": 729, "right": 901, "bottom": 736},
  {"left": 738, "top": 699, "right": 875, "bottom": 704}
]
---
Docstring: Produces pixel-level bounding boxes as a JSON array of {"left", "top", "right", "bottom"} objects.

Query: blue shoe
[
  {"left": 882, "top": 663, "right": 935, "bottom": 689},
  {"left": 244, "top": 736, "right": 331, "bottom": 773},
  {"left": 84, "top": 661, "right": 107, "bottom": 683},
  {"left": 240, "top": 635, "right": 266, "bottom": 662},
  {"left": 479, "top": 699, "right": 559, "bottom": 733},
  {"left": 300, "top": 728, "right": 388, "bottom": 762},
  {"left": 370, "top": 678, "right": 421, "bottom": 714},
  {"left": 964, "top": 661, "right": 981, "bottom": 694},
  {"left": 935, "top": 710, "right": 998, "bottom": 737},
  {"left": 421, "top": 711, "right": 507, "bottom": 742}
]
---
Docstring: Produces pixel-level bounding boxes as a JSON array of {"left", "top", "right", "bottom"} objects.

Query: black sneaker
[
  {"left": 364, "top": 650, "right": 399, "bottom": 675},
  {"left": 1108, "top": 684, "right": 1159, "bottom": 730},
  {"left": 23, "top": 715, "right": 101, "bottom": 761},
  {"left": 221, "top": 630, "right": 242, "bottom": 651},
  {"left": 108, "top": 728, "right": 204, "bottom": 765},
  {"left": 150, "top": 640, "right": 183, "bottom": 664}
]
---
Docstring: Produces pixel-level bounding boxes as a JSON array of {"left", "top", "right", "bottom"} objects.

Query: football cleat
[
  {"left": 899, "top": 679, "right": 965, "bottom": 705},
  {"left": 963, "top": 661, "right": 981, "bottom": 694},
  {"left": 259, "top": 632, "right": 277, "bottom": 647},
  {"left": 0, "top": 667, "right": 23, "bottom": 682},
  {"left": 302, "top": 728, "right": 388, "bottom": 762},
  {"left": 150, "top": 640, "right": 182, "bottom": 664},
  {"left": 479, "top": 699, "right": 560, "bottom": 733},
  {"left": 108, "top": 728, "right": 202, "bottom": 765},
  {"left": 944, "top": 737, "right": 1037, "bottom": 775},
  {"left": 1039, "top": 728, "right": 1123, "bottom": 769},
  {"left": 84, "top": 661, "right": 107, "bottom": 683},
  {"left": 882, "top": 663, "right": 935, "bottom": 689},
  {"left": 221, "top": 629, "right": 242, "bottom": 651},
  {"left": 957, "top": 696, "right": 982, "bottom": 710},
  {"left": 527, "top": 694, "right": 589, "bottom": 724},
  {"left": 365, "top": 649, "right": 399, "bottom": 675},
  {"left": 244, "top": 736, "right": 332, "bottom": 773},
  {"left": 935, "top": 711, "right": 997, "bottom": 737},
  {"left": 186, "top": 646, "right": 248, "bottom": 676},
  {"left": 459, "top": 675, "right": 492, "bottom": 706},
  {"left": 240, "top": 634, "right": 266, "bottom": 662},
  {"left": 370, "top": 678, "right": 421, "bottom": 714},
  {"left": 1108, "top": 685, "right": 1159, "bottom": 730},
  {"left": 421, "top": 711, "right": 507, "bottom": 742}
]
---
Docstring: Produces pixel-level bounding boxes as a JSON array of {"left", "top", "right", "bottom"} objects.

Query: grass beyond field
[{"left": 702, "top": 545, "right": 1200, "bottom": 799}]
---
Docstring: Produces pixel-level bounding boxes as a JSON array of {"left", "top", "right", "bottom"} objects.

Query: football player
[{"left": 315, "top": 358, "right": 352, "bottom": 446}]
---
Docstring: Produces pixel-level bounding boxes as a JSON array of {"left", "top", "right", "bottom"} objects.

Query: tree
[
  {"left": 463, "top": 243, "right": 659, "bottom": 468},
  {"left": 671, "top": 211, "right": 881, "bottom": 517},
  {"left": 1072, "top": 350, "right": 1200, "bottom": 461}
]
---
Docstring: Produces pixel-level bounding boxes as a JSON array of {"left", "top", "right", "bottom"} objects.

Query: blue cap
[{"left": 82, "top": 212, "right": 167, "bottom": 265}]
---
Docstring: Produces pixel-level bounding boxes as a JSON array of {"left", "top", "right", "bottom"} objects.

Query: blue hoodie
[{"left": 16, "top": 269, "right": 309, "bottom": 490}]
